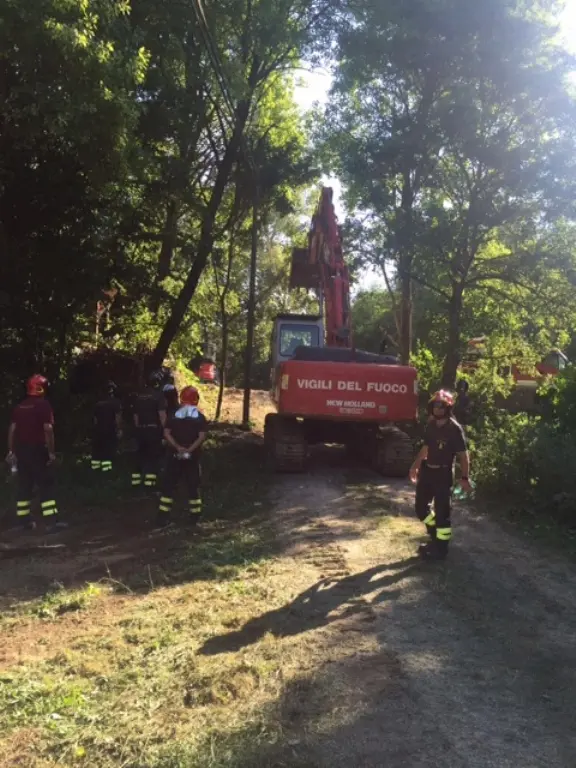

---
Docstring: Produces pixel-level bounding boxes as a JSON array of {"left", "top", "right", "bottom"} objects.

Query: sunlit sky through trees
[{"left": 294, "top": 1, "right": 576, "bottom": 291}]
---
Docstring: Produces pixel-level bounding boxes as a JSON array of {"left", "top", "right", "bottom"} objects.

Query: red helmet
[
  {"left": 429, "top": 389, "right": 455, "bottom": 409},
  {"left": 27, "top": 374, "right": 48, "bottom": 397},
  {"left": 180, "top": 386, "right": 200, "bottom": 406}
]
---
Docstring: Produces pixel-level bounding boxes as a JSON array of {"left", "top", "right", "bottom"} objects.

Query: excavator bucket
[{"left": 289, "top": 247, "right": 320, "bottom": 290}]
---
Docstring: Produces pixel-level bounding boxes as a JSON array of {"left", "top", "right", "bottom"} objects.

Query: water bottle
[
  {"left": 7, "top": 454, "right": 17, "bottom": 475},
  {"left": 453, "top": 479, "right": 475, "bottom": 501}
]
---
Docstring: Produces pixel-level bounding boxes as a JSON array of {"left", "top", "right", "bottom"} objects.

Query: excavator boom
[{"left": 289, "top": 188, "right": 351, "bottom": 347}]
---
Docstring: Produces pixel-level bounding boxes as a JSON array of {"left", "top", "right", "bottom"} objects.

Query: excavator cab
[{"left": 271, "top": 314, "right": 324, "bottom": 369}]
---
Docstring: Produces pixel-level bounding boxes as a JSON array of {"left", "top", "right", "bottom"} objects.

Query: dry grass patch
[{"left": 0, "top": 544, "right": 331, "bottom": 767}]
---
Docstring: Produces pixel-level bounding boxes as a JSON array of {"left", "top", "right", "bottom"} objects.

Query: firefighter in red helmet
[
  {"left": 156, "top": 385, "right": 208, "bottom": 528},
  {"left": 409, "top": 389, "right": 472, "bottom": 560},
  {"left": 5, "top": 375, "right": 66, "bottom": 532}
]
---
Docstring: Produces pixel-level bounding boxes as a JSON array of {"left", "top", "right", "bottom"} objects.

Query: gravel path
[{"left": 269, "top": 452, "right": 576, "bottom": 768}]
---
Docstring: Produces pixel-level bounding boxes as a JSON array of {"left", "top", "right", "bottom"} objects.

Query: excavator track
[
  {"left": 374, "top": 428, "right": 414, "bottom": 478},
  {"left": 264, "top": 414, "right": 307, "bottom": 473}
]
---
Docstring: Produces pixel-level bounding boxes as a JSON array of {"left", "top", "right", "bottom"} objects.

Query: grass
[
  {"left": 0, "top": 426, "right": 329, "bottom": 768},
  {"left": 481, "top": 492, "right": 576, "bottom": 560}
]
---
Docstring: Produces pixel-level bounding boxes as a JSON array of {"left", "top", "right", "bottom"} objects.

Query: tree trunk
[
  {"left": 242, "top": 186, "right": 258, "bottom": 426},
  {"left": 151, "top": 201, "right": 179, "bottom": 315},
  {"left": 399, "top": 261, "right": 412, "bottom": 365},
  {"left": 215, "top": 232, "right": 236, "bottom": 421},
  {"left": 150, "top": 99, "right": 250, "bottom": 369},
  {"left": 215, "top": 315, "right": 228, "bottom": 421},
  {"left": 441, "top": 285, "right": 463, "bottom": 389},
  {"left": 398, "top": 175, "right": 414, "bottom": 365}
]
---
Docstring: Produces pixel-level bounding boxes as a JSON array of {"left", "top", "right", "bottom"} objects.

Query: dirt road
[
  {"left": 256, "top": 448, "right": 576, "bottom": 767},
  {"left": 3, "top": 430, "right": 576, "bottom": 767}
]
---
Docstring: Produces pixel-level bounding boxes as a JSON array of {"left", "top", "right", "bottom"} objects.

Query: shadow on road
[{"left": 199, "top": 557, "right": 420, "bottom": 655}]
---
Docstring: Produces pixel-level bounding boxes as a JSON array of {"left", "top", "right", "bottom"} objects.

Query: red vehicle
[
  {"left": 264, "top": 188, "right": 418, "bottom": 475},
  {"left": 461, "top": 336, "right": 568, "bottom": 412},
  {"left": 461, "top": 336, "right": 568, "bottom": 383},
  {"left": 198, "top": 361, "right": 218, "bottom": 384}
]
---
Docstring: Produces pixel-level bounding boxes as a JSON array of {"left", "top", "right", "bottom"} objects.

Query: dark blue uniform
[
  {"left": 416, "top": 418, "right": 466, "bottom": 554},
  {"left": 133, "top": 388, "right": 167, "bottom": 488},
  {"left": 158, "top": 407, "right": 209, "bottom": 524}
]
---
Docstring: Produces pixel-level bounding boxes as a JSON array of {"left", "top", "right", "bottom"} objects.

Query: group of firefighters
[
  {"left": 5, "top": 371, "right": 208, "bottom": 532},
  {"left": 5, "top": 374, "right": 471, "bottom": 561}
]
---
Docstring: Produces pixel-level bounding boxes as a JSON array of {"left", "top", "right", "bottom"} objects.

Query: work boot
[
  {"left": 17, "top": 518, "right": 36, "bottom": 532},
  {"left": 45, "top": 520, "right": 69, "bottom": 535},
  {"left": 153, "top": 515, "right": 172, "bottom": 530},
  {"left": 417, "top": 542, "right": 448, "bottom": 561}
]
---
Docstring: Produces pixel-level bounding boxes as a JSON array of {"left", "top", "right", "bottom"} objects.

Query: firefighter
[
  {"left": 5, "top": 375, "right": 66, "bottom": 532},
  {"left": 409, "top": 390, "right": 472, "bottom": 560},
  {"left": 91, "top": 381, "right": 122, "bottom": 473},
  {"left": 162, "top": 373, "right": 179, "bottom": 417},
  {"left": 157, "top": 386, "right": 208, "bottom": 528},
  {"left": 132, "top": 370, "right": 167, "bottom": 489},
  {"left": 454, "top": 378, "right": 472, "bottom": 426}
]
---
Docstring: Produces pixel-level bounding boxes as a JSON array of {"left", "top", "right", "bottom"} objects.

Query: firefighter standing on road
[
  {"left": 157, "top": 386, "right": 208, "bottom": 528},
  {"left": 409, "top": 390, "right": 472, "bottom": 560},
  {"left": 132, "top": 371, "right": 167, "bottom": 489},
  {"left": 5, "top": 375, "right": 66, "bottom": 532},
  {"left": 91, "top": 381, "right": 122, "bottom": 474}
]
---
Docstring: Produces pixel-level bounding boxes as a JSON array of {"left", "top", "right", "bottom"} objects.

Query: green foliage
[
  {"left": 409, "top": 344, "right": 443, "bottom": 396},
  {"left": 0, "top": 0, "right": 141, "bottom": 381},
  {"left": 469, "top": 412, "right": 537, "bottom": 496},
  {"left": 351, "top": 288, "right": 395, "bottom": 354},
  {"left": 0, "top": 0, "right": 332, "bottom": 443},
  {"left": 321, "top": 0, "right": 576, "bottom": 380},
  {"left": 545, "top": 366, "right": 576, "bottom": 433}
]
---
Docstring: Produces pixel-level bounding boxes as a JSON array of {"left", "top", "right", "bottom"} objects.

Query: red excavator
[{"left": 264, "top": 187, "right": 418, "bottom": 475}]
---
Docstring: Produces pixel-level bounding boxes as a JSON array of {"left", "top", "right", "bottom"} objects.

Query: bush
[
  {"left": 471, "top": 371, "right": 576, "bottom": 527},
  {"left": 470, "top": 412, "right": 538, "bottom": 496}
]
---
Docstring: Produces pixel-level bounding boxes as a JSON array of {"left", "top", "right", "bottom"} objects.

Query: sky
[{"left": 293, "top": 1, "right": 576, "bottom": 291}]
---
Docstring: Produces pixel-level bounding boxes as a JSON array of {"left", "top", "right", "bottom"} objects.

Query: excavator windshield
[{"left": 280, "top": 323, "right": 320, "bottom": 356}]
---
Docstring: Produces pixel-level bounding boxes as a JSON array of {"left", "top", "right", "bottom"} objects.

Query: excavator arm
[{"left": 289, "top": 188, "right": 351, "bottom": 348}]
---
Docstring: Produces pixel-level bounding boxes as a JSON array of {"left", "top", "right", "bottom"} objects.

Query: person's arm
[
  {"left": 114, "top": 401, "right": 123, "bottom": 437},
  {"left": 41, "top": 401, "right": 56, "bottom": 461},
  {"left": 157, "top": 392, "right": 168, "bottom": 427},
  {"left": 6, "top": 423, "right": 16, "bottom": 459},
  {"left": 186, "top": 431, "right": 207, "bottom": 453},
  {"left": 457, "top": 450, "right": 472, "bottom": 492},
  {"left": 452, "top": 424, "right": 472, "bottom": 491},
  {"left": 44, "top": 423, "right": 56, "bottom": 461},
  {"left": 163, "top": 427, "right": 184, "bottom": 453},
  {"left": 409, "top": 444, "right": 428, "bottom": 484}
]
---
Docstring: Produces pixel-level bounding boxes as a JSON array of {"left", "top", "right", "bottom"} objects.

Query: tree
[
  {"left": 350, "top": 288, "right": 396, "bottom": 354},
  {"left": 149, "top": 0, "right": 337, "bottom": 367},
  {"left": 417, "top": 35, "right": 576, "bottom": 384},
  {"left": 0, "top": 0, "right": 145, "bottom": 387},
  {"left": 320, "top": 0, "right": 576, "bottom": 376}
]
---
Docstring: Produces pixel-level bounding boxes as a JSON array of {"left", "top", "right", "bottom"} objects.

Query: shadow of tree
[{"left": 199, "top": 557, "right": 420, "bottom": 655}]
